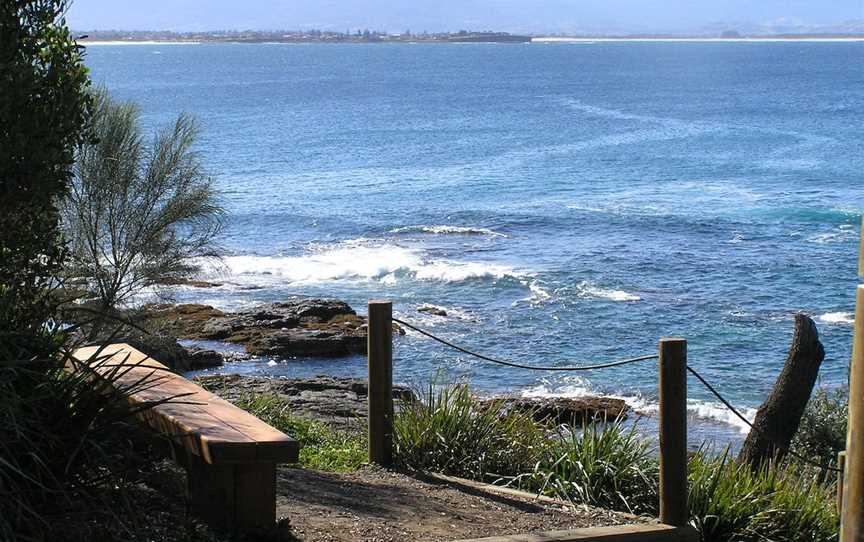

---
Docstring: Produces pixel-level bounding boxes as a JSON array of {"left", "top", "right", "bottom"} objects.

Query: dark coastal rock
[
  {"left": 197, "top": 374, "right": 414, "bottom": 426},
  {"left": 486, "top": 396, "right": 630, "bottom": 426},
  {"left": 139, "top": 298, "right": 404, "bottom": 359},
  {"left": 184, "top": 348, "right": 225, "bottom": 369},
  {"left": 155, "top": 277, "right": 223, "bottom": 288},
  {"left": 418, "top": 305, "right": 448, "bottom": 317}
]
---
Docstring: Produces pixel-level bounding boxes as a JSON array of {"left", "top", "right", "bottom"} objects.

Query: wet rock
[
  {"left": 139, "top": 298, "right": 403, "bottom": 359},
  {"left": 418, "top": 305, "right": 448, "bottom": 317},
  {"left": 184, "top": 348, "right": 224, "bottom": 369},
  {"left": 155, "top": 277, "right": 223, "bottom": 288},
  {"left": 486, "top": 396, "right": 630, "bottom": 426},
  {"left": 197, "top": 374, "right": 414, "bottom": 427}
]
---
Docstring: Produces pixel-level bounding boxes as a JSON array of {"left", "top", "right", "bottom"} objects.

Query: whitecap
[
  {"left": 577, "top": 281, "right": 641, "bottom": 302},
  {"left": 390, "top": 225, "right": 507, "bottom": 237},
  {"left": 207, "top": 244, "right": 528, "bottom": 286},
  {"left": 818, "top": 312, "right": 855, "bottom": 325},
  {"left": 521, "top": 379, "right": 756, "bottom": 435}
]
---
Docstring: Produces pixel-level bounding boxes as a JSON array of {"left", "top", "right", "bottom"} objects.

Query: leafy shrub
[
  {"left": 394, "top": 383, "right": 548, "bottom": 481},
  {"left": 522, "top": 418, "right": 658, "bottom": 515},
  {"left": 1, "top": 0, "right": 92, "bottom": 358},
  {"left": 792, "top": 387, "right": 848, "bottom": 472}
]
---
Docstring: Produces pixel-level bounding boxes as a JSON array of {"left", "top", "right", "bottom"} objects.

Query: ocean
[{"left": 84, "top": 41, "right": 864, "bottom": 445}]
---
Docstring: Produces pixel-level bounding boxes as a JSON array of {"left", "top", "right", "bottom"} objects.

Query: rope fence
[
  {"left": 392, "top": 315, "right": 841, "bottom": 473},
  {"left": 392, "top": 317, "right": 658, "bottom": 371}
]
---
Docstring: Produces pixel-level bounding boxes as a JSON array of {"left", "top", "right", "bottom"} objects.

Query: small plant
[
  {"left": 393, "top": 383, "right": 548, "bottom": 481},
  {"left": 792, "top": 387, "right": 848, "bottom": 473},
  {"left": 234, "top": 394, "right": 367, "bottom": 472},
  {"left": 521, "top": 418, "right": 658, "bottom": 515}
]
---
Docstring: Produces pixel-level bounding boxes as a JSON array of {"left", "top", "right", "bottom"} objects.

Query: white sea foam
[
  {"left": 577, "top": 281, "right": 641, "bottom": 302},
  {"left": 212, "top": 244, "right": 527, "bottom": 286},
  {"left": 390, "top": 225, "right": 507, "bottom": 237},
  {"left": 818, "top": 312, "right": 855, "bottom": 325},
  {"left": 521, "top": 378, "right": 756, "bottom": 434}
]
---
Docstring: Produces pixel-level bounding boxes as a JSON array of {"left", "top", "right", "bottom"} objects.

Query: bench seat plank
[{"left": 72, "top": 344, "right": 299, "bottom": 465}]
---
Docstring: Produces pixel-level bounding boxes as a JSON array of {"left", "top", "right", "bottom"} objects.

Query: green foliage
[
  {"left": 792, "top": 387, "right": 848, "bottom": 472},
  {"left": 0, "top": 0, "right": 92, "bottom": 357},
  {"left": 688, "top": 450, "right": 838, "bottom": 542},
  {"left": 234, "top": 394, "right": 367, "bottom": 472},
  {"left": 0, "top": 343, "right": 181, "bottom": 541},
  {"left": 393, "top": 383, "right": 548, "bottom": 481},
  {"left": 392, "top": 382, "right": 838, "bottom": 542},
  {"left": 522, "top": 419, "right": 658, "bottom": 515},
  {"left": 64, "top": 89, "right": 224, "bottom": 311}
]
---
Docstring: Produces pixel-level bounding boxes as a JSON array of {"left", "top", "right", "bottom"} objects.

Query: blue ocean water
[{"left": 85, "top": 41, "right": 864, "bottom": 444}]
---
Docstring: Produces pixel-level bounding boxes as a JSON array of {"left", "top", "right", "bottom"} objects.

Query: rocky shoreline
[
  {"left": 197, "top": 374, "right": 630, "bottom": 427},
  {"left": 104, "top": 296, "right": 630, "bottom": 424}
]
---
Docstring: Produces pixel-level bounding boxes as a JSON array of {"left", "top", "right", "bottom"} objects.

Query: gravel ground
[{"left": 276, "top": 466, "right": 642, "bottom": 541}]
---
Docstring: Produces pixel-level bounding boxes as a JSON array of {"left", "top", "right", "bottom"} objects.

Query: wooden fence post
[
  {"left": 839, "top": 451, "right": 846, "bottom": 515},
  {"left": 368, "top": 300, "right": 393, "bottom": 467},
  {"left": 841, "top": 285, "right": 864, "bottom": 541},
  {"left": 659, "top": 337, "right": 688, "bottom": 527}
]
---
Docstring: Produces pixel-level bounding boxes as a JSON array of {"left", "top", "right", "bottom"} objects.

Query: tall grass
[
  {"left": 519, "top": 419, "right": 659, "bottom": 514},
  {"left": 393, "top": 383, "right": 548, "bottom": 481},
  {"left": 688, "top": 450, "right": 838, "bottom": 542},
  {"left": 391, "top": 382, "right": 840, "bottom": 542}
]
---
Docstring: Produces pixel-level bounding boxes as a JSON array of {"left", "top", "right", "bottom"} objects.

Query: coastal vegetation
[
  {"left": 209, "top": 379, "right": 843, "bottom": 542},
  {"left": 64, "top": 89, "right": 224, "bottom": 314}
]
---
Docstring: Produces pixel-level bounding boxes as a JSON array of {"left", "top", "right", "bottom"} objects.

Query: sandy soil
[{"left": 276, "top": 466, "right": 640, "bottom": 542}]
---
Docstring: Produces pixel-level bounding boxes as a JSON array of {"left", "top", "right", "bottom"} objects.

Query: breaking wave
[
  {"left": 390, "top": 225, "right": 507, "bottom": 237},
  {"left": 213, "top": 244, "right": 528, "bottom": 286},
  {"left": 577, "top": 281, "right": 641, "bottom": 302},
  {"left": 521, "top": 377, "right": 756, "bottom": 434},
  {"left": 818, "top": 312, "right": 855, "bottom": 325}
]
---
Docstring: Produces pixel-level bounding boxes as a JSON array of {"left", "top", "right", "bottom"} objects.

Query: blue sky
[{"left": 66, "top": 0, "right": 864, "bottom": 34}]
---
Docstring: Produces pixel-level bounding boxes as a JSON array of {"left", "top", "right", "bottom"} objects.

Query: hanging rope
[
  {"left": 686, "top": 364, "right": 841, "bottom": 473},
  {"left": 392, "top": 317, "right": 658, "bottom": 372}
]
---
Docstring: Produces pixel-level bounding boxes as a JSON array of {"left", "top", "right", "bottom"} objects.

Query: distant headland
[{"left": 75, "top": 28, "right": 864, "bottom": 45}]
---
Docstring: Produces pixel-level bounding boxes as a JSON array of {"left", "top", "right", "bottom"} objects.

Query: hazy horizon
[{"left": 67, "top": 0, "right": 864, "bottom": 35}]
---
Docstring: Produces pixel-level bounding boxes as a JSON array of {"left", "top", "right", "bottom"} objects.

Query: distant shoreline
[{"left": 80, "top": 37, "right": 864, "bottom": 46}]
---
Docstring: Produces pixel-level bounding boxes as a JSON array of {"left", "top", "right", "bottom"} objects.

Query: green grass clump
[
  {"left": 394, "top": 383, "right": 548, "bottom": 481},
  {"left": 688, "top": 450, "right": 839, "bottom": 542},
  {"left": 522, "top": 418, "right": 658, "bottom": 515},
  {"left": 390, "top": 382, "right": 839, "bottom": 542},
  {"left": 233, "top": 394, "right": 367, "bottom": 472}
]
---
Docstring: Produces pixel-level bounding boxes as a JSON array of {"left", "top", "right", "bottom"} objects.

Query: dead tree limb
[{"left": 738, "top": 313, "right": 825, "bottom": 468}]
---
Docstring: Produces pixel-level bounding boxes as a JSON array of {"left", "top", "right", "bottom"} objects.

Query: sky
[{"left": 66, "top": 0, "right": 864, "bottom": 35}]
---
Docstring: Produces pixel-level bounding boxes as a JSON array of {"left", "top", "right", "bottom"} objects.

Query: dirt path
[{"left": 276, "top": 466, "right": 641, "bottom": 541}]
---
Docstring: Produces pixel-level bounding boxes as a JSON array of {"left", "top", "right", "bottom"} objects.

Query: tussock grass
[
  {"left": 390, "top": 382, "right": 840, "bottom": 542},
  {"left": 518, "top": 418, "right": 658, "bottom": 514},
  {"left": 688, "top": 450, "right": 839, "bottom": 542},
  {"left": 393, "top": 383, "right": 547, "bottom": 481}
]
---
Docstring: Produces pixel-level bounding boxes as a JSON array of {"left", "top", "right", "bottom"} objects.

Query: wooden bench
[{"left": 72, "top": 343, "right": 299, "bottom": 532}]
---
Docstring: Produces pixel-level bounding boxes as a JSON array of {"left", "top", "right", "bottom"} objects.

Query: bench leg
[{"left": 187, "top": 457, "right": 276, "bottom": 532}]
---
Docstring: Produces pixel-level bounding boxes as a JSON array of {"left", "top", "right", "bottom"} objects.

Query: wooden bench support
[
  {"left": 72, "top": 344, "right": 298, "bottom": 535},
  {"left": 188, "top": 457, "right": 277, "bottom": 531}
]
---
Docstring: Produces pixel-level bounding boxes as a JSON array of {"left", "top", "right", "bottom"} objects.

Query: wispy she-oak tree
[{"left": 64, "top": 90, "right": 223, "bottom": 311}]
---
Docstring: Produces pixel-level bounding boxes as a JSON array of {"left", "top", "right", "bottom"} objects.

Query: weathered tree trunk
[{"left": 738, "top": 314, "right": 825, "bottom": 468}]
